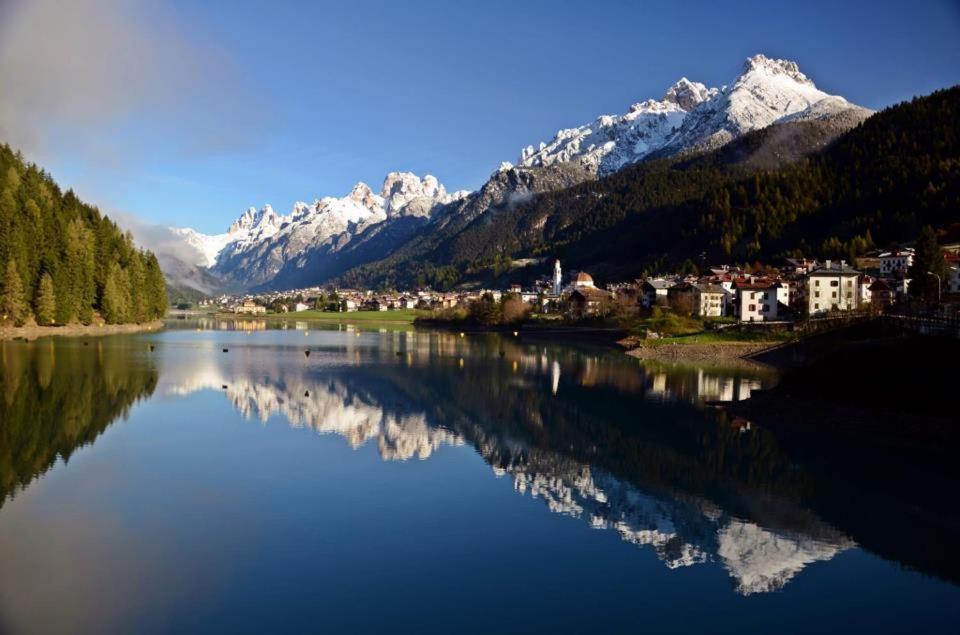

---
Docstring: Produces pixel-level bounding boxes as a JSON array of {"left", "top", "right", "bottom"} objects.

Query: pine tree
[
  {"left": 101, "top": 263, "right": 128, "bottom": 324},
  {"left": 908, "top": 225, "right": 947, "bottom": 303},
  {"left": 1, "top": 259, "right": 26, "bottom": 326},
  {"left": 35, "top": 272, "right": 56, "bottom": 325}
]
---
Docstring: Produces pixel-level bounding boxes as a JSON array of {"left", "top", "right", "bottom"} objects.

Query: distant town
[{"left": 193, "top": 240, "right": 960, "bottom": 332}]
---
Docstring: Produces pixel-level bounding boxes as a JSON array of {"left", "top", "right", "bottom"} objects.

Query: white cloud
[{"left": 0, "top": 0, "right": 262, "bottom": 167}]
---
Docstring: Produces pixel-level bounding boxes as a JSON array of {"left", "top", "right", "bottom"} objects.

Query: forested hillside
[
  {"left": 0, "top": 144, "right": 166, "bottom": 325},
  {"left": 339, "top": 87, "right": 959, "bottom": 288}
]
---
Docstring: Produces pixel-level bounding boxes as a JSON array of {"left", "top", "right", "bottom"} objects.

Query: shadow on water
[{"left": 0, "top": 339, "right": 158, "bottom": 507}]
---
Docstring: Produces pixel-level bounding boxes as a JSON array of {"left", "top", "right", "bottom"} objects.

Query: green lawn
[{"left": 642, "top": 329, "right": 794, "bottom": 346}]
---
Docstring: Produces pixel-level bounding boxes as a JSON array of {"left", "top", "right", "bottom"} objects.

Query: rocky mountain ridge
[{"left": 165, "top": 54, "right": 871, "bottom": 292}]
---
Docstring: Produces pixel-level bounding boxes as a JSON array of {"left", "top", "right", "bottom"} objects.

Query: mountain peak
[
  {"left": 741, "top": 54, "right": 813, "bottom": 86},
  {"left": 347, "top": 182, "right": 382, "bottom": 211},
  {"left": 229, "top": 205, "right": 281, "bottom": 235},
  {"left": 663, "top": 77, "right": 717, "bottom": 111},
  {"left": 381, "top": 172, "right": 450, "bottom": 216}
]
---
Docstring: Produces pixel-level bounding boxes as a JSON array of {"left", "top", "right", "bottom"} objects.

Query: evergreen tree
[
  {"left": 0, "top": 143, "right": 167, "bottom": 325},
  {"left": 1, "top": 259, "right": 26, "bottom": 326},
  {"left": 101, "top": 263, "right": 128, "bottom": 324},
  {"left": 909, "top": 225, "right": 947, "bottom": 303},
  {"left": 35, "top": 272, "right": 56, "bottom": 325}
]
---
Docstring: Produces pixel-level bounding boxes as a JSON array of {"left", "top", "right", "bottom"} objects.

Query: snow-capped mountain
[
  {"left": 172, "top": 172, "right": 466, "bottom": 288},
  {"left": 161, "top": 53, "right": 871, "bottom": 291},
  {"left": 517, "top": 54, "right": 870, "bottom": 175}
]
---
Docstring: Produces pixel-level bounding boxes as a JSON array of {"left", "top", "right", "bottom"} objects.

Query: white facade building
[
  {"left": 735, "top": 282, "right": 788, "bottom": 322},
  {"left": 807, "top": 263, "right": 861, "bottom": 315},
  {"left": 879, "top": 249, "right": 915, "bottom": 276}
]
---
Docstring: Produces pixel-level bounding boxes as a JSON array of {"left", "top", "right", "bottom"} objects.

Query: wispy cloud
[{"left": 0, "top": 0, "right": 264, "bottom": 168}]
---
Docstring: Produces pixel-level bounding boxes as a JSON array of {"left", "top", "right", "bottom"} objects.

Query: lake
[{"left": 0, "top": 320, "right": 957, "bottom": 633}]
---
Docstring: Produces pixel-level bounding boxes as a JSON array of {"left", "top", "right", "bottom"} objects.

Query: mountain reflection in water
[
  {"left": 0, "top": 325, "right": 956, "bottom": 608},
  {"left": 156, "top": 329, "right": 842, "bottom": 595}
]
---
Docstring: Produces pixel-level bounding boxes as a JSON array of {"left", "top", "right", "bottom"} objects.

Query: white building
[
  {"left": 553, "top": 259, "right": 562, "bottom": 296},
  {"left": 879, "top": 248, "right": 915, "bottom": 276},
  {"left": 641, "top": 279, "right": 673, "bottom": 308},
  {"left": 735, "top": 281, "right": 789, "bottom": 322},
  {"left": 807, "top": 262, "right": 861, "bottom": 315},
  {"left": 694, "top": 283, "right": 727, "bottom": 318},
  {"left": 294, "top": 302, "right": 310, "bottom": 312}
]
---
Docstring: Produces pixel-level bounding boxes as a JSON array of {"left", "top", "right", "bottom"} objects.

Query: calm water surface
[{"left": 0, "top": 320, "right": 957, "bottom": 633}]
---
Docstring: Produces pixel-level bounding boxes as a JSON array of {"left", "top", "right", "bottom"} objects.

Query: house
[
  {"left": 879, "top": 248, "right": 915, "bottom": 276},
  {"left": 340, "top": 298, "right": 358, "bottom": 312},
  {"left": 735, "top": 280, "right": 789, "bottom": 322},
  {"left": 573, "top": 272, "right": 596, "bottom": 290},
  {"left": 568, "top": 287, "right": 612, "bottom": 318},
  {"left": 807, "top": 261, "right": 861, "bottom": 315},
  {"left": 867, "top": 278, "right": 894, "bottom": 311},
  {"left": 693, "top": 283, "right": 727, "bottom": 318},
  {"left": 399, "top": 296, "right": 418, "bottom": 310},
  {"left": 784, "top": 258, "right": 819, "bottom": 275},
  {"left": 945, "top": 254, "right": 960, "bottom": 294},
  {"left": 859, "top": 275, "right": 875, "bottom": 306},
  {"left": 363, "top": 298, "right": 388, "bottom": 311},
  {"left": 641, "top": 279, "right": 673, "bottom": 308},
  {"left": 666, "top": 282, "right": 697, "bottom": 313},
  {"left": 294, "top": 302, "right": 310, "bottom": 312},
  {"left": 234, "top": 299, "right": 266, "bottom": 315}
]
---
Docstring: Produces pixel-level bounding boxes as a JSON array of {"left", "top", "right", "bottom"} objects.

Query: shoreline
[
  {"left": 623, "top": 341, "right": 777, "bottom": 364},
  {"left": 218, "top": 311, "right": 420, "bottom": 325},
  {"left": 0, "top": 320, "right": 165, "bottom": 341}
]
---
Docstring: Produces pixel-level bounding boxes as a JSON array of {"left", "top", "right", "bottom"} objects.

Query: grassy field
[
  {"left": 223, "top": 309, "right": 425, "bottom": 323},
  {"left": 641, "top": 329, "right": 794, "bottom": 346}
]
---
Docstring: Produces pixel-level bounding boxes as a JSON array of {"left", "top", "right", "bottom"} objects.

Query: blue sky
[{"left": 1, "top": 0, "right": 959, "bottom": 234}]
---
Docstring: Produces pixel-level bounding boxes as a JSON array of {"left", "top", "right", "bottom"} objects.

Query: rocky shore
[
  {"left": 622, "top": 340, "right": 775, "bottom": 364},
  {"left": 0, "top": 320, "right": 165, "bottom": 341}
]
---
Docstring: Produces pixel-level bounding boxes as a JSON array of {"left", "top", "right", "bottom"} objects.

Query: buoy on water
[
  {"left": 304, "top": 350, "right": 311, "bottom": 357},
  {"left": 222, "top": 348, "right": 229, "bottom": 353}
]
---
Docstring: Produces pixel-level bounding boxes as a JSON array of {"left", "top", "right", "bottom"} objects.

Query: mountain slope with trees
[
  {"left": 338, "top": 87, "right": 959, "bottom": 289},
  {"left": 0, "top": 144, "right": 167, "bottom": 326}
]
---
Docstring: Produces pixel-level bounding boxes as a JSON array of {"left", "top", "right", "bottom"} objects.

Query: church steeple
[{"left": 553, "top": 259, "right": 562, "bottom": 295}]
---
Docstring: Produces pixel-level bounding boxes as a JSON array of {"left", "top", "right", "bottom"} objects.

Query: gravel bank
[{"left": 0, "top": 320, "right": 164, "bottom": 341}]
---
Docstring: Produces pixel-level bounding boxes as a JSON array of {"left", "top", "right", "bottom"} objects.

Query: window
[
  {"left": 749, "top": 304, "right": 756, "bottom": 312},
  {"left": 762, "top": 304, "right": 769, "bottom": 312},
  {"left": 830, "top": 280, "right": 839, "bottom": 287},
  {"left": 815, "top": 291, "right": 820, "bottom": 298},
  {"left": 815, "top": 280, "right": 820, "bottom": 287},
  {"left": 815, "top": 303, "right": 820, "bottom": 309},
  {"left": 832, "top": 292, "right": 837, "bottom": 298}
]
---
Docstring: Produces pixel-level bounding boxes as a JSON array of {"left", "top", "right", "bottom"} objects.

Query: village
[{"left": 202, "top": 244, "right": 960, "bottom": 331}]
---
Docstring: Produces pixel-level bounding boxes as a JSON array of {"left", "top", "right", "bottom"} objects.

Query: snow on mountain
[
  {"left": 173, "top": 172, "right": 458, "bottom": 281},
  {"left": 517, "top": 54, "right": 870, "bottom": 175},
  {"left": 664, "top": 54, "right": 870, "bottom": 154},
  {"left": 519, "top": 77, "right": 716, "bottom": 174},
  {"left": 163, "top": 53, "right": 870, "bottom": 290}
]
